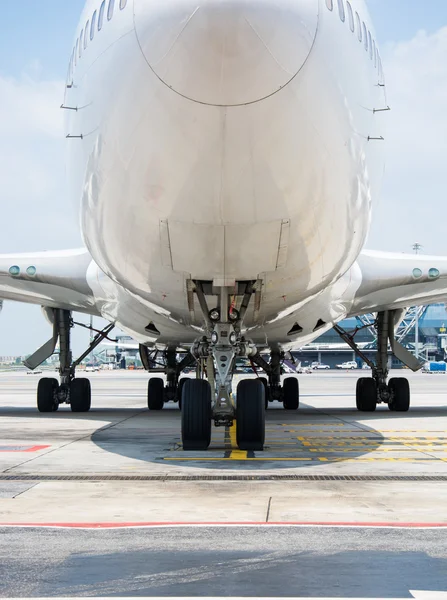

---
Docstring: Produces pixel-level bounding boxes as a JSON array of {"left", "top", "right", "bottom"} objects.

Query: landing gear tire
[
  {"left": 236, "top": 379, "right": 265, "bottom": 451},
  {"left": 70, "top": 378, "right": 92, "bottom": 413},
  {"left": 388, "top": 377, "right": 410, "bottom": 412},
  {"left": 283, "top": 377, "right": 299, "bottom": 410},
  {"left": 177, "top": 378, "right": 187, "bottom": 410},
  {"left": 356, "top": 377, "right": 377, "bottom": 412},
  {"left": 259, "top": 377, "right": 270, "bottom": 409},
  {"left": 37, "top": 378, "right": 59, "bottom": 413},
  {"left": 181, "top": 379, "right": 212, "bottom": 451},
  {"left": 147, "top": 377, "right": 164, "bottom": 410}
]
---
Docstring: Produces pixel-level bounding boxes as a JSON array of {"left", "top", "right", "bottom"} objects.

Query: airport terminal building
[{"left": 294, "top": 303, "right": 447, "bottom": 368}]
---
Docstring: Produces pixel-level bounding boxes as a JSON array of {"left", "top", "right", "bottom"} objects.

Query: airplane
[{"left": 1, "top": 0, "right": 446, "bottom": 452}]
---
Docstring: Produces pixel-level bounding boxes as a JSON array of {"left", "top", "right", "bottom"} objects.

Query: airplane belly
[{"left": 67, "top": 3, "right": 382, "bottom": 334}]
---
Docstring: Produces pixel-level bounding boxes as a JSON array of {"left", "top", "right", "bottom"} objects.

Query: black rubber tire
[
  {"left": 148, "top": 377, "right": 164, "bottom": 410},
  {"left": 177, "top": 378, "right": 188, "bottom": 409},
  {"left": 37, "top": 378, "right": 59, "bottom": 413},
  {"left": 388, "top": 377, "right": 410, "bottom": 412},
  {"left": 70, "top": 378, "right": 92, "bottom": 413},
  {"left": 258, "top": 377, "right": 270, "bottom": 409},
  {"left": 283, "top": 377, "right": 299, "bottom": 410},
  {"left": 356, "top": 377, "right": 377, "bottom": 412},
  {"left": 236, "top": 379, "right": 265, "bottom": 451},
  {"left": 181, "top": 379, "right": 212, "bottom": 451}
]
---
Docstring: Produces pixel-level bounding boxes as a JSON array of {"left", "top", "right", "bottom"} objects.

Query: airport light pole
[{"left": 412, "top": 243, "right": 422, "bottom": 359}]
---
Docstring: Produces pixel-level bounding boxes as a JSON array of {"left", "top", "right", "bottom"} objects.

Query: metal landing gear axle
[{"left": 335, "top": 310, "right": 411, "bottom": 413}]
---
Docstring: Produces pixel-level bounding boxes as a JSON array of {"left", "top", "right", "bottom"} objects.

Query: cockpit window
[
  {"left": 79, "top": 30, "right": 83, "bottom": 56},
  {"left": 108, "top": 0, "right": 115, "bottom": 20},
  {"left": 346, "top": 2, "right": 354, "bottom": 32},
  {"left": 98, "top": 0, "right": 106, "bottom": 30},
  {"left": 84, "top": 22, "right": 89, "bottom": 49},
  {"left": 363, "top": 22, "right": 368, "bottom": 50},
  {"left": 355, "top": 12, "right": 362, "bottom": 41},
  {"left": 120, "top": 0, "right": 127, "bottom": 8},
  {"left": 337, "top": 0, "right": 345, "bottom": 22},
  {"left": 368, "top": 31, "right": 373, "bottom": 59},
  {"left": 326, "top": 0, "right": 333, "bottom": 10},
  {"left": 91, "top": 11, "right": 97, "bottom": 40}
]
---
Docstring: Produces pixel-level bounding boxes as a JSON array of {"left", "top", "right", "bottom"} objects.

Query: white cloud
[
  {"left": 0, "top": 69, "right": 81, "bottom": 252},
  {"left": 0, "top": 71, "right": 64, "bottom": 139},
  {"left": 368, "top": 27, "right": 447, "bottom": 254}
]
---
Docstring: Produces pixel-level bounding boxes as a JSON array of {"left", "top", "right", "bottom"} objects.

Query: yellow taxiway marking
[
  {"left": 229, "top": 450, "right": 249, "bottom": 459},
  {"left": 228, "top": 422, "right": 249, "bottom": 459}
]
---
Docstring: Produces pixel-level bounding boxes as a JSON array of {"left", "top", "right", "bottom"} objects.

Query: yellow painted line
[
  {"left": 226, "top": 421, "right": 249, "bottom": 459},
  {"left": 229, "top": 421, "right": 237, "bottom": 448},
  {"left": 229, "top": 450, "right": 248, "bottom": 459}
]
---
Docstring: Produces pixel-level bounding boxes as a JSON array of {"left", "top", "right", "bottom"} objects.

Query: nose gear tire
[
  {"left": 177, "top": 378, "right": 188, "bottom": 410},
  {"left": 258, "top": 376, "right": 270, "bottom": 409},
  {"left": 181, "top": 379, "right": 212, "bottom": 451},
  {"left": 236, "top": 379, "right": 265, "bottom": 451}
]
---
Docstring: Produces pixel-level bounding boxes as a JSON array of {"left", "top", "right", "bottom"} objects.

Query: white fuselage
[{"left": 66, "top": 0, "right": 386, "bottom": 347}]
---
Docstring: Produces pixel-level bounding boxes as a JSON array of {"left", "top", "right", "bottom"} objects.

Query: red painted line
[
  {"left": 0, "top": 521, "right": 446, "bottom": 529},
  {"left": 0, "top": 445, "right": 50, "bottom": 453}
]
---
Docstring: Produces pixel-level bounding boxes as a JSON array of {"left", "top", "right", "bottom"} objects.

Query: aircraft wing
[
  {"left": 349, "top": 249, "right": 447, "bottom": 316},
  {"left": 0, "top": 248, "right": 99, "bottom": 315}
]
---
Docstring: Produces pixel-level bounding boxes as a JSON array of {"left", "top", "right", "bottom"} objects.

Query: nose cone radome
[{"left": 134, "top": 0, "right": 319, "bottom": 106}]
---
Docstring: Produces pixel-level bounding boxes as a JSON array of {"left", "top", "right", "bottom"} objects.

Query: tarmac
[{"left": 0, "top": 369, "right": 446, "bottom": 597}]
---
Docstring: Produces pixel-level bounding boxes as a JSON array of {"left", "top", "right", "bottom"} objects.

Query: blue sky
[
  {"left": 0, "top": 0, "right": 446, "bottom": 355},
  {"left": 0, "top": 2, "right": 84, "bottom": 79},
  {"left": 369, "top": 0, "right": 447, "bottom": 43}
]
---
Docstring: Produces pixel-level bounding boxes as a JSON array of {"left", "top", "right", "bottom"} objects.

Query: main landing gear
[
  {"left": 250, "top": 348, "right": 300, "bottom": 411},
  {"left": 139, "top": 346, "right": 197, "bottom": 411},
  {"left": 25, "top": 309, "right": 114, "bottom": 413},
  {"left": 335, "top": 310, "right": 417, "bottom": 413}
]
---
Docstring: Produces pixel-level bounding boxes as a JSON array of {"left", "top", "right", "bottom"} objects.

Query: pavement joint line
[
  {"left": 266, "top": 497, "right": 272, "bottom": 522},
  {"left": 11, "top": 482, "right": 39, "bottom": 499}
]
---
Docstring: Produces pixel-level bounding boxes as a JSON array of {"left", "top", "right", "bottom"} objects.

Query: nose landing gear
[{"left": 182, "top": 281, "right": 266, "bottom": 451}]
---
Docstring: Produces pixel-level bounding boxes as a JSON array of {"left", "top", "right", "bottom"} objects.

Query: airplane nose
[{"left": 134, "top": 0, "right": 319, "bottom": 106}]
